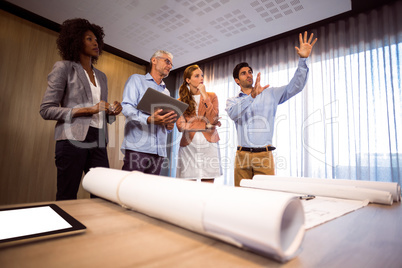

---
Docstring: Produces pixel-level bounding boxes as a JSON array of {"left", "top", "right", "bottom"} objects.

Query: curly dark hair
[{"left": 56, "top": 18, "right": 105, "bottom": 64}]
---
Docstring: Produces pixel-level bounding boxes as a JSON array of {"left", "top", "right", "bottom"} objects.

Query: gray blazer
[{"left": 40, "top": 61, "right": 115, "bottom": 142}]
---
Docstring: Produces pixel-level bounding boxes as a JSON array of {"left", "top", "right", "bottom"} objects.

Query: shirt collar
[
  {"left": 238, "top": 90, "right": 248, "bottom": 97},
  {"left": 145, "top": 73, "right": 166, "bottom": 89}
]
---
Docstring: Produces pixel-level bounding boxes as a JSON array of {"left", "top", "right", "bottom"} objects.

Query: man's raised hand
[{"left": 295, "top": 31, "right": 318, "bottom": 58}]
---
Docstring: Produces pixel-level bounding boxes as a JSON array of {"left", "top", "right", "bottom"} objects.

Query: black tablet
[
  {"left": 137, "top": 87, "right": 188, "bottom": 117},
  {"left": 0, "top": 203, "right": 86, "bottom": 247}
]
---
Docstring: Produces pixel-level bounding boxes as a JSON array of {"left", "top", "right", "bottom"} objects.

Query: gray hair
[{"left": 150, "top": 50, "right": 173, "bottom": 64}]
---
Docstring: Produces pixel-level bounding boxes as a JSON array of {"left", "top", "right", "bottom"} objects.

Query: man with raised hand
[{"left": 226, "top": 32, "right": 317, "bottom": 186}]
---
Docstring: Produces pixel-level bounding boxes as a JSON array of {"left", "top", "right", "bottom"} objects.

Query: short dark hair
[
  {"left": 232, "top": 62, "right": 253, "bottom": 80},
  {"left": 56, "top": 18, "right": 105, "bottom": 64}
]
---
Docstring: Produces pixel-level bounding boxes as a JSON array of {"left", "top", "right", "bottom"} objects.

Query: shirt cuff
[
  {"left": 247, "top": 93, "right": 257, "bottom": 101},
  {"left": 139, "top": 112, "right": 149, "bottom": 125},
  {"left": 299, "top": 57, "right": 308, "bottom": 67},
  {"left": 66, "top": 108, "right": 73, "bottom": 122}
]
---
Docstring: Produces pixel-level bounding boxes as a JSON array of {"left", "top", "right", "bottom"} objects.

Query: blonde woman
[{"left": 176, "top": 65, "right": 222, "bottom": 182}]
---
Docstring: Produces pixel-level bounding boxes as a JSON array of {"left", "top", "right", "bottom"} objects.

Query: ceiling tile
[{"left": 7, "top": 0, "right": 351, "bottom": 68}]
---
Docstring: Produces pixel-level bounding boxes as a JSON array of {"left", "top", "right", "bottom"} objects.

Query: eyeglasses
[{"left": 157, "top": 57, "right": 174, "bottom": 68}]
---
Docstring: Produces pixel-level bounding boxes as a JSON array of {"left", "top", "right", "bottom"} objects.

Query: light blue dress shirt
[
  {"left": 121, "top": 73, "right": 170, "bottom": 157},
  {"left": 225, "top": 58, "right": 309, "bottom": 148}
]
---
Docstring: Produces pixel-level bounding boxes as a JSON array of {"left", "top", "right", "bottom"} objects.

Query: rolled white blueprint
[
  {"left": 83, "top": 168, "right": 305, "bottom": 262},
  {"left": 253, "top": 175, "right": 401, "bottom": 202},
  {"left": 241, "top": 175, "right": 399, "bottom": 205}
]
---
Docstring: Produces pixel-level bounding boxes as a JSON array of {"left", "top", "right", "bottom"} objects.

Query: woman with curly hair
[
  {"left": 40, "top": 18, "right": 122, "bottom": 200},
  {"left": 176, "top": 65, "right": 222, "bottom": 182}
]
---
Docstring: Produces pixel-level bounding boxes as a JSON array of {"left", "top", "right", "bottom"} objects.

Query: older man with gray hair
[{"left": 121, "top": 50, "right": 177, "bottom": 174}]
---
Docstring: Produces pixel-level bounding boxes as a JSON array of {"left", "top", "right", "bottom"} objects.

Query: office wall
[{"left": 0, "top": 10, "right": 146, "bottom": 205}]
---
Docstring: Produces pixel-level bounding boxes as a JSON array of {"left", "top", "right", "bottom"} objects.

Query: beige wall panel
[{"left": 0, "top": 10, "right": 146, "bottom": 205}]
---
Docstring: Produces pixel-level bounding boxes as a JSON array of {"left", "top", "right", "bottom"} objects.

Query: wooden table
[{"left": 1, "top": 198, "right": 401, "bottom": 268}]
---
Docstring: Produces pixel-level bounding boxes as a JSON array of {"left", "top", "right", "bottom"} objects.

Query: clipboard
[
  {"left": 137, "top": 87, "right": 188, "bottom": 117},
  {"left": 0, "top": 204, "right": 86, "bottom": 247}
]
